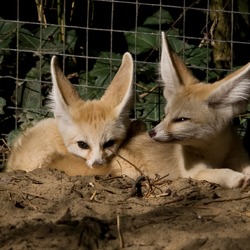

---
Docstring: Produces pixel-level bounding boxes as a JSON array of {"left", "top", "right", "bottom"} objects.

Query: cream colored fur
[
  {"left": 6, "top": 33, "right": 250, "bottom": 189},
  {"left": 6, "top": 52, "right": 135, "bottom": 171}
]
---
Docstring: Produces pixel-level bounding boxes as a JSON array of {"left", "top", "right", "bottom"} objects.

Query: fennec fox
[
  {"left": 147, "top": 32, "right": 250, "bottom": 187},
  {"left": 46, "top": 33, "right": 250, "bottom": 189},
  {"left": 6, "top": 52, "right": 136, "bottom": 171},
  {"left": 6, "top": 33, "right": 250, "bottom": 188}
]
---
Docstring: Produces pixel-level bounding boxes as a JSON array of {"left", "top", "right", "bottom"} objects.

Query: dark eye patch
[
  {"left": 173, "top": 117, "right": 190, "bottom": 123},
  {"left": 77, "top": 141, "right": 89, "bottom": 149},
  {"left": 103, "top": 140, "right": 115, "bottom": 149}
]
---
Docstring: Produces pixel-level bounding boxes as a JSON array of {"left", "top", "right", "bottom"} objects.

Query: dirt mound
[{"left": 1, "top": 168, "right": 250, "bottom": 249}]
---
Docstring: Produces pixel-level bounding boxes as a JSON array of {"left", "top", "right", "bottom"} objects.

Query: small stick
[
  {"left": 108, "top": 149, "right": 144, "bottom": 176},
  {"left": 139, "top": 85, "right": 158, "bottom": 99},
  {"left": 89, "top": 190, "right": 97, "bottom": 201},
  {"left": 117, "top": 214, "right": 124, "bottom": 248},
  {"left": 152, "top": 173, "right": 170, "bottom": 184}
]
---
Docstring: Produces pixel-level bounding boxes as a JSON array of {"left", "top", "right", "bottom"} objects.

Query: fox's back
[
  {"left": 110, "top": 132, "right": 181, "bottom": 180},
  {"left": 6, "top": 118, "right": 67, "bottom": 172}
]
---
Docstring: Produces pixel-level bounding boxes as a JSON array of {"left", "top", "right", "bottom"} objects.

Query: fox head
[
  {"left": 149, "top": 32, "right": 250, "bottom": 145},
  {"left": 50, "top": 53, "right": 134, "bottom": 167}
]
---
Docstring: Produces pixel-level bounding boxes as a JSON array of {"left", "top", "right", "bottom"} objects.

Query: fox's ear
[
  {"left": 50, "top": 56, "right": 82, "bottom": 118},
  {"left": 101, "top": 52, "right": 134, "bottom": 116},
  {"left": 207, "top": 62, "right": 250, "bottom": 116},
  {"left": 160, "top": 32, "right": 198, "bottom": 99}
]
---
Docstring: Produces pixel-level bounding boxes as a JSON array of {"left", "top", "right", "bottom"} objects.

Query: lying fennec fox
[
  {"left": 6, "top": 52, "right": 136, "bottom": 171},
  {"left": 6, "top": 33, "right": 250, "bottom": 188}
]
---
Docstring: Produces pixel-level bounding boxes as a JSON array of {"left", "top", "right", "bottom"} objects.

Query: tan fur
[
  {"left": 6, "top": 119, "right": 67, "bottom": 172},
  {"left": 148, "top": 33, "right": 250, "bottom": 188},
  {"left": 6, "top": 34, "right": 250, "bottom": 189},
  {"left": 7, "top": 52, "right": 135, "bottom": 171}
]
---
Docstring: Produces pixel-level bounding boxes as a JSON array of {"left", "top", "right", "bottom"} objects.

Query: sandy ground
[{"left": 1, "top": 167, "right": 250, "bottom": 250}]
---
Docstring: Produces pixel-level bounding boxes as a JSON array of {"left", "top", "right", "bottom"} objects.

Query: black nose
[{"left": 148, "top": 130, "right": 156, "bottom": 138}]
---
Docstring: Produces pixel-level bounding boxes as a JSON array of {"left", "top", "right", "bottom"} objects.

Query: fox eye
[
  {"left": 77, "top": 141, "right": 89, "bottom": 149},
  {"left": 103, "top": 140, "right": 115, "bottom": 149},
  {"left": 173, "top": 117, "right": 190, "bottom": 123}
]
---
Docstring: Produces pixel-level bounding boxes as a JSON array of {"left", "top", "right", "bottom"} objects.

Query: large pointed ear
[
  {"left": 100, "top": 52, "right": 134, "bottom": 116},
  {"left": 160, "top": 32, "right": 199, "bottom": 100},
  {"left": 207, "top": 62, "right": 250, "bottom": 116},
  {"left": 50, "top": 56, "right": 82, "bottom": 118}
]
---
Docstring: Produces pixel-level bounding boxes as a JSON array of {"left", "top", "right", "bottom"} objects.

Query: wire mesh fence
[{"left": 0, "top": 0, "right": 250, "bottom": 158}]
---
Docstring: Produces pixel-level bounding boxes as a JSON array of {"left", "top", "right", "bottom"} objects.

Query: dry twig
[{"left": 117, "top": 214, "right": 124, "bottom": 248}]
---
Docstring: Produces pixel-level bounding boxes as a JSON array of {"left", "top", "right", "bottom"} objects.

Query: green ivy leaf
[
  {"left": 125, "top": 27, "right": 159, "bottom": 55},
  {"left": 89, "top": 52, "right": 122, "bottom": 86},
  {"left": 19, "top": 28, "right": 41, "bottom": 50},
  {"left": 78, "top": 52, "right": 123, "bottom": 99},
  {"left": 19, "top": 26, "right": 77, "bottom": 54},
  {"left": 66, "top": 29, "right": 77, "bottom": 51},
  {"left": 0, "top": 17, "right": 19, "bottom": 45},
  {"left": 136, "top": 81, "right": 165, "bottom": 127},
  {"left": 143, "top": 9, "right": 174, "bottom": 25},
  {"left": 15, "top": 60, "right": 51, "bottom": 114},
  {"left": 0, "top": 17, "right": 16, "bottom": 35},
  {"left": 166, "top": 34, "right": 191, "bottom": 54},
  {"left": 184, "top": 47, "right": 212, "bottom": 67}
]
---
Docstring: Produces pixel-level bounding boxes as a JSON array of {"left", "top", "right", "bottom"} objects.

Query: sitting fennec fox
[{"left": 6, "top": 33, "right": 250, "bottom": 188}]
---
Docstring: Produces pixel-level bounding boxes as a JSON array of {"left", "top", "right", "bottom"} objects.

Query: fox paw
[
  {"left": 235, "top": 174, "right": 250, "bottom": 189},
  {"left": 224, "top": 171, "right": 250, "bottom": 189}
]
